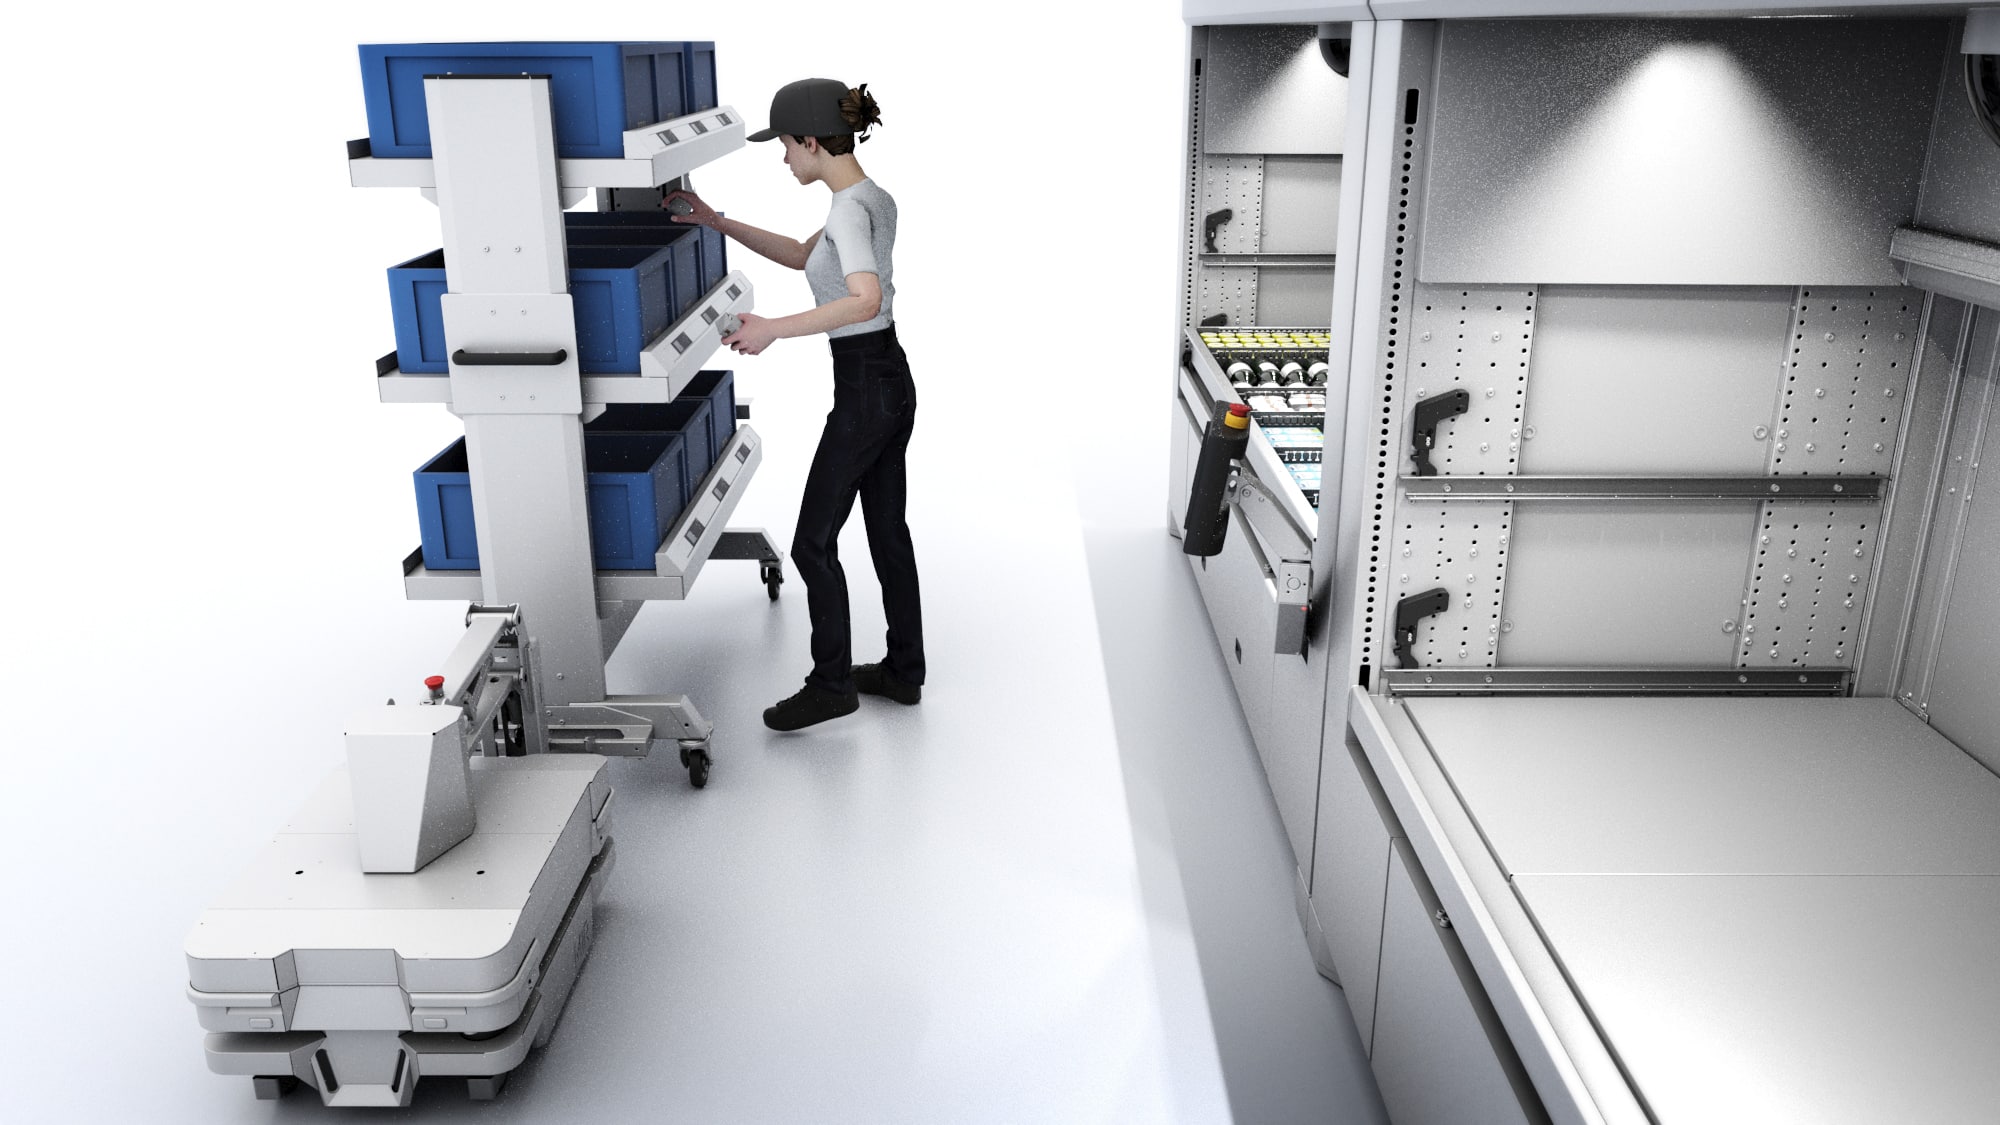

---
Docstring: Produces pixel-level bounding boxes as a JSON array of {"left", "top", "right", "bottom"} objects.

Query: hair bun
[{"left": 839, "top": 83, "right": 882, "bottom": 142}]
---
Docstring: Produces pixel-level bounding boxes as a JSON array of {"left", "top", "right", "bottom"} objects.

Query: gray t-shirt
[{"left": 806, "top": 178, "right": 896, "bottom": 338}]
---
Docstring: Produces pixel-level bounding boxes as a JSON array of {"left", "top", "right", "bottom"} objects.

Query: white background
[{"left": 0, "top": 0, "right": 1204, "bottom": 1116}]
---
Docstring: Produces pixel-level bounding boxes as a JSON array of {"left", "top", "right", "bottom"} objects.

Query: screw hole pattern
[
  {"left": 1408, "top": 282, "right": 1537, "bottom": 479},
  {"left": 1739, "top": 502, "right": 1875, "bottom": 668},
  {"left": 1366, "top": 106, "right": 1424, "bottom": 669},
  {"left": 1390, "top": 503, "right": 1511, "bottom": 669},
  {"left": 1182, "top": 65, "right": 1202, "bottom": 330},
  {"left": 1773, "top": 286, "right": 1921, "bottom": 478}
]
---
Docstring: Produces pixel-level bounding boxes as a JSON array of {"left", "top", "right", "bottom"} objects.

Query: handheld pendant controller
[{"left": 1182, "top": 402, "right": 1252, "bottom": 556}]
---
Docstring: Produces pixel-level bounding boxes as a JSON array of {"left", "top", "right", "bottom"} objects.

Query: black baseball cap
[{"left": 747, "top": 78, "right": 853, "bottom": 142}]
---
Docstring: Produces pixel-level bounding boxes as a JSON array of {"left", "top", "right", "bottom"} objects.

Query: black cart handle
[{"left": 452, "top": 348, "right": 568, "bottom": 367}]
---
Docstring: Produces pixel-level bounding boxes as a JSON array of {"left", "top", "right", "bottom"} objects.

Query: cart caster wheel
[
  {"left": 686, "top": 747, "right": 712, "bottom": 788},
  {"left": 762, "top": 564, "right": 783, "bottom": 600}
]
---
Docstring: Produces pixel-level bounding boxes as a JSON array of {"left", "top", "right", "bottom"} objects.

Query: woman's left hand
[{"left": 723, "top": 312, "right": 779, "bottom": 355}]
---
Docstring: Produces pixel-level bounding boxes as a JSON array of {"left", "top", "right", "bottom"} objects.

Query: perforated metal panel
[
  {"left": 1737, "top": 502, "right": 1879, "bottom": 668},
  {"left": 1390, "top": 500, "right": 1512, "bottom": 668},
  {"left": 1407, "top": 284, "right": 1537, "bottom": 476},
  {"left": 1359, "top": 31, "right": 1437, "bottom": 677},
  {"left": 1201, "top": 266, "right": 1259, "bottom": 327},
  {"left": 1201, "top": 156, "right": 1265, "bottom": 254},
  {"left": 1772, "top": 287, "right": 1923, "bottom": 477}
]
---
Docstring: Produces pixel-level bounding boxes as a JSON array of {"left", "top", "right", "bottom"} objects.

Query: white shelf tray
[
  {"left": 350, "top": 106, "right": 746, "bottom": 192},
  {"left": 377, "top": 272, "right": 755, "bottom": 406}
]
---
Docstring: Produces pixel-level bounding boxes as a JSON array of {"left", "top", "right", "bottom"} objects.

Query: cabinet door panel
[{"left": 1372, "top": 841, "right": 1546, "bottom": 1125}]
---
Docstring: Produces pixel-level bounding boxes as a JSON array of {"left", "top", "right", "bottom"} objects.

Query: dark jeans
[{"left": 793, "top": 324, "right": 925, "bottom": 695}]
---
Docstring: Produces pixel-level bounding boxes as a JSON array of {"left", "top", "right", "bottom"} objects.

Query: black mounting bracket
[
  {"left": 1201, "top": 313, "right": 1228, "bottom": 328},
  {"left": 1393, "top": 588, "right": 1451, "bottom": 669},
  {"left": 1203, "top": 208, "right": 1234, "bottom": 253},
  {"left": 1409, "top": 389, "right": 1471, "bottom": 477}
]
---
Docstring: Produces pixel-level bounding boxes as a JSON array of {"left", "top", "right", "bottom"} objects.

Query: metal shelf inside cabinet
[
  {"left": 349, "top": 106, "right": 746, "bottom": 191},
  {"left": 1198, "top": 253, "right": 1336, "bottom": 268},
  {"left": 1399, "top": 475, "right": 1887, "bottom": 501},
  {"left": 1380, "top": 668, "right": 1851, "bottom": 696},
  {"left": 377, "top": 272, "right": 756, "bottom": 406},
  {"left": 402, "top": 425, "right": 766, "bottom": 604}
]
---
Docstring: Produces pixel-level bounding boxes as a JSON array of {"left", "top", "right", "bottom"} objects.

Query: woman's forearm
[
  {"left": 767, "top": 293, "right": 882, "bottom": 340},
  {"left": 713, "top": 217, "right": 811, "bottom": 270}
]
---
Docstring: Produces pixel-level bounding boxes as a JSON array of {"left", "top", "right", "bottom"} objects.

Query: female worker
[{"left": 666, "top": 79, "right": 925, "bottom": 732}]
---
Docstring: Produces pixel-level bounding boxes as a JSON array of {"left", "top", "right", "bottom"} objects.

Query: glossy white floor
[{"left": 1, "top": 365, "right": 1385, "bottom": 1122}]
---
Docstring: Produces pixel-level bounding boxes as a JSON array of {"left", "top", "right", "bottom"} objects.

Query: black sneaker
[
  {"left": 853, "top": 662, "right": 922, "bottom": 705},
  {"left": 763, "top": 684, "right": 860, "bottom": 731}
]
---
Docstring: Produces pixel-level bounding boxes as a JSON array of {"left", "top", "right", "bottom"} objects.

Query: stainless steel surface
[
  {"left": 1403, "top": 696, "right": 2000, "bottom": 874},
  {"left": 1408, "top": 282, "right": 1537, "bottom": 478},
  {"left": 1400, "top": 475, "right": 1886, "bottom": 499},
  {"left": 1313, "top": 17, "right": 1385, "bottom": 697},
  {"left": 1768, "top": 287, "right": 1924, "bottom": 476},
  {"left": 1520, "top": 287, "right": 1794, "bottom": 474},
  {"left": 1202, "top": 24, "right": 1347, "bottom": 155},
  {"left": 1379, "top": 667, "right": 1848, "bottom": 694},
  {"left": 1919, "top": 310, "right": 2000, "bottom": 772},
  {"left": 1264, "top": 642, "right": 1329, "bottom": 870},
  {"left": 1201, "top": 154, "right": 1264, "bottom": 254},
  {"left": 1230, "top": 466, "right": 1315, "bottom": 559},
  {"left": 1734, "top": 500, "right": 1880, "bottom": 668},
  {"left": 1858, "top": 294, "right": 1962, "bottom": 696},
  {"left": 1200, "top": 263, "right": 1260, "bottom": 326},
  {"left": 1387, "top": 498, "right": 1512, "bottom": 669},
  {"left": 1420, "top": 20, "right": 1948, "bottom": 285},
  {"left": 1349, "top": 691, "right": 1635, "bottom": 1125},
  {"left": 1898, "top": 309, "right": 1998, "bottom": 710},
  {"left": 1372, "top": 841, "right": 1544, "bottom": 1125},
  {"left": 1893, "top": 226, "right": 2000, "bottom": 310},
  {"left": 1515, "top": 872, "right": 2000, "bottom": 1125},
  {"left": 1193, "top": 508, "right": 1279, "bottom": 753},
  {"left": 1311, "top": 738, "right": 1397, "bottom": 1051},
  {"left": 437, "top": 613, "right": 511, "bottom": 705},
  {"left": 1199, "top": 252, "right": 1338, "bottom": 267},
  {"left": 1259, "top": 155, "right": 1341, "bottom": 254},
  {"left": 1255, "top": 267, "right": 1339, "bottom": 326},
  {"left": 1496, "top": 502, "right": 1759, "bottom": 666}
]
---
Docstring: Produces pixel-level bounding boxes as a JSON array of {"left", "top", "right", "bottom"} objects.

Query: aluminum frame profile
[{"left": 1892, "top": 226, "right": 2000, "bottom": 311}]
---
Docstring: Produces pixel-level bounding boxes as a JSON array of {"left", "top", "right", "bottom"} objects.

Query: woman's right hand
[{"left": 664, "top": 190, "right": 721, "bottom": 228}]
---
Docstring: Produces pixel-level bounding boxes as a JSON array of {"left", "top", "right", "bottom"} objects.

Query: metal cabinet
[
  {"left": 1372, "top": 840, "right": 1545, "bottom": 1125},
  {"left": 1312, "top": 737, "right": 1395, "bottom": 1050},
  {"left": 1175, "top": 3, "right": 2000, "bottom": 1124}
]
